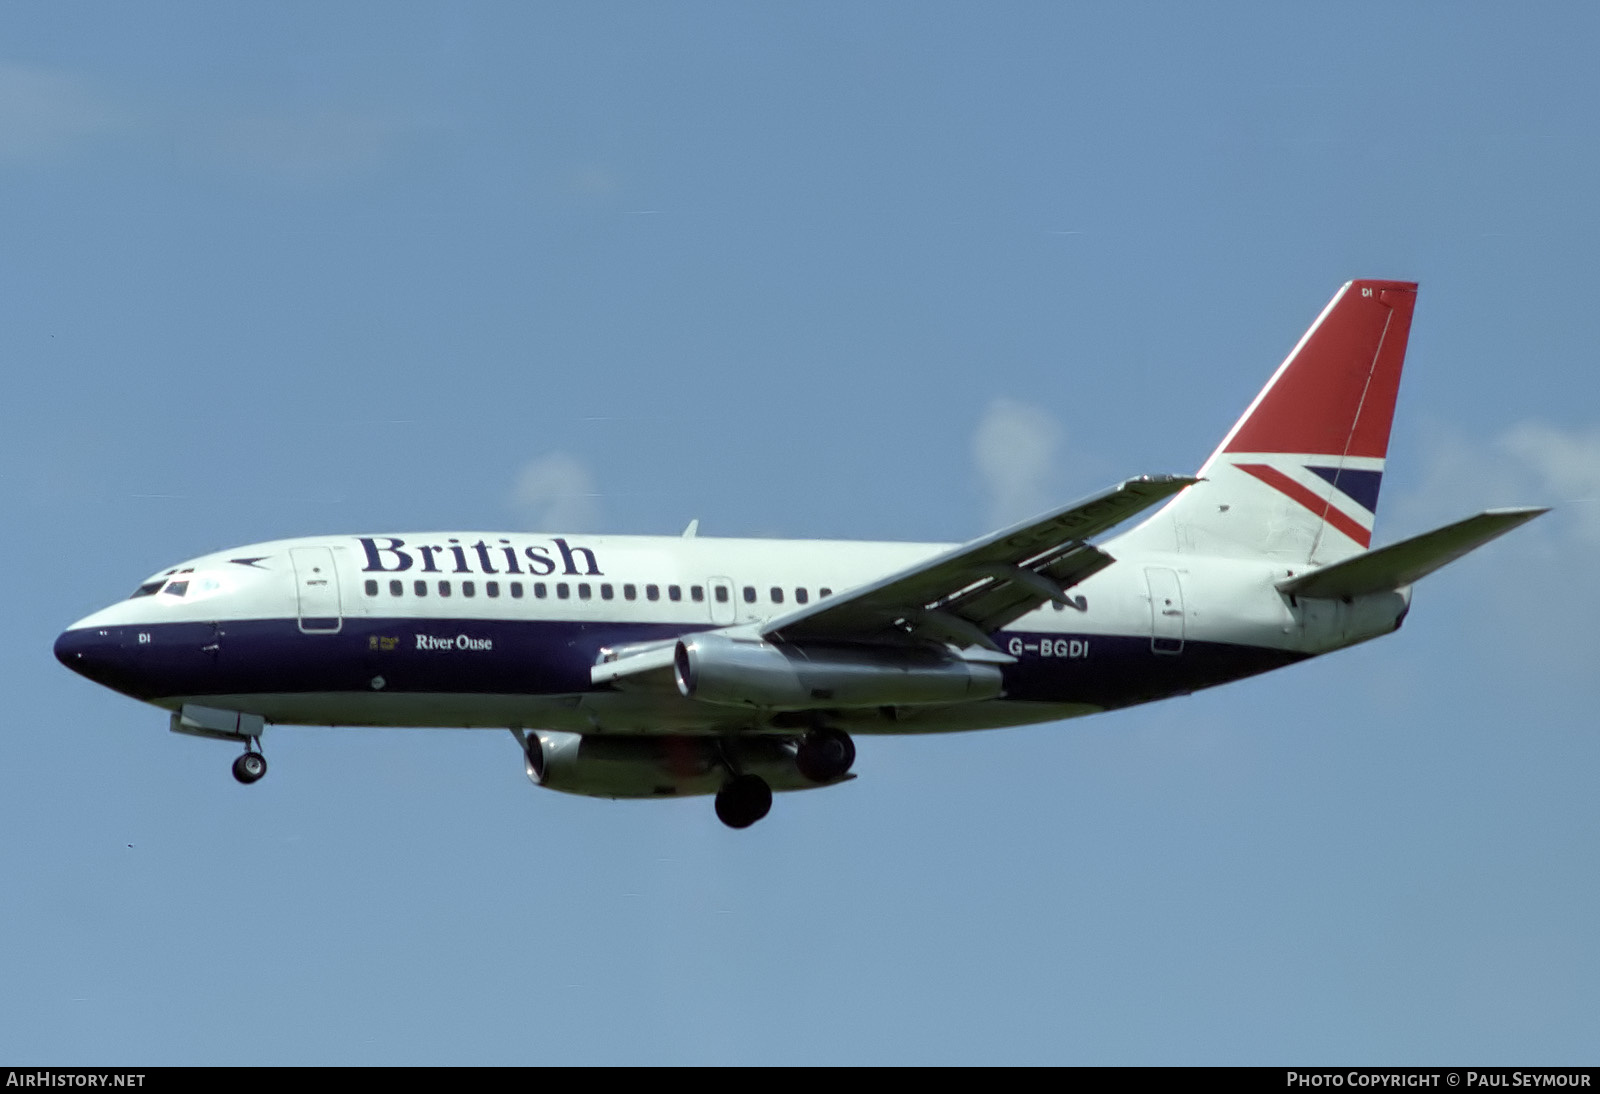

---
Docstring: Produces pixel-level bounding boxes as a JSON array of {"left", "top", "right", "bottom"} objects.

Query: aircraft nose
[
  {"left": 55, "top": 625, "right": 104, "bottom": 678},
  {"left": 54, "top": 624, "right": 142, "bottom": 695}
]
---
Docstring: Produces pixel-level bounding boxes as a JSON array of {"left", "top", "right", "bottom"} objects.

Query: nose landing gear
[{"left": 231, "top": 742, "right": 267, "bottom": 785}]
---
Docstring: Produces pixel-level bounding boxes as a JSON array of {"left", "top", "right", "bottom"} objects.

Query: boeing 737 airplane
[{"left": 56, "top": 280, "right": 1545, "bottom": 827}]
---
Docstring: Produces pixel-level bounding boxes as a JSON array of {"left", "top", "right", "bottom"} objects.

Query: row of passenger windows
[{"left": 361, "top": 579, "right": 835, "bottom": 603}]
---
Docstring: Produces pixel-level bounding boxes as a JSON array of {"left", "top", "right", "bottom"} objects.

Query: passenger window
[
  {"left": 463, "top": 581, "right": 476, "bottom": 598},
  {"left": 743, "top": 586, "right": 756, "bottom": 603},
  {"left": 668, "top": 585, "right": 682, "bottom": 602},
  {"left": 624, "top": 584, "right": 637, "bottom": 601},
  {"left": 364, "top": 579, "right": 378, "bottom": 596},
  {"left": 511, "top": 582, "right": 524, "bottom": 598},
  {"left": 714, "top": 586, "right": 729, "bottom": 603},
  {"left": 414, "top": 580, "right": 428, "bottom": 597},
  {"left": 390, "top": 580, "right": 403, "bottom": 596},
  {"left": 820, "top": 587, "right": 833, "bottom": 598},
  {"left": 691, "top": 586, "right": 704, "bottom": 602},
  {"left": 557, "top": 583, "right": 570, "bottom": 600},
  {"left": 647, "top": 584, "right": 660, "bottom": 601},
  {"left": 796, "top": 588, "right": 809, "bottom": 604},
  {"left": 578, "top": 583, "right": 591, "bottom": 600},
  {"left": 439, "top": 581, "right": 452, "bottom": 597},
  {"left": 770, "top": 587, "right": 783, "bottom": 603},
  {"left": 535, "top": 582, "right": 547, "bottom": 598},
  {"left": 600, "top": 584, "right": 613, "bottom": 600},
  {"left": 487, "top": 581, "right": 500, "bottom": 598}
]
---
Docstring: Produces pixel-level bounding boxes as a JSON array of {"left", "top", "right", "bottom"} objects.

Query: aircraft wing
[{"left": 761, "top": 475, "right": 1196, "bottom": 651}]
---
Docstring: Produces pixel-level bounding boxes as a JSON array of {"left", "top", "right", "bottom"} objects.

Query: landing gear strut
[
  {"left": 795, "top": 726, "right": 855, "bottom": 783},
  {"left": 714, "top": 773, "right": 772, "bottom": 829},
  {"left": 231, "top": 742, "right": 267, "bottom": 785}
]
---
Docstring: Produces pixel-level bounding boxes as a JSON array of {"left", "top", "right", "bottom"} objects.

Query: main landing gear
[
  {"left": 716, "top": 777, "right": 771, "bottom": 831},
  {"left": 715, "top": 773, "right": 772, "bottom": 830},
  {"left": 712, "top": 735, "right": 774, "bottom": 829},
  {"left": 795, "top": 726, "right": 856, "bottom": 784},
  {"left": 231, "top": 741, "right": 267, "bottom": 785},
  {"left": 711, "top": 727, "right": 857, "bottom": 830}
]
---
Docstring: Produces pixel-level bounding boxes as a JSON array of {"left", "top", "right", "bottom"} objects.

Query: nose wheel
[{"left": 231, "top": 744, "right": 267, "bottom": 785}]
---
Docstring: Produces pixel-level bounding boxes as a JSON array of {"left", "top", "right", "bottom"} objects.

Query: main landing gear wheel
[
  {"left": 232, "top": 749, "right": 267, "bottom": 785},
  {"left": 795, "top": 727, "right": 856, "bottom": 783},
  {"left": 714, "top": 774, "right": 772, "bottom": 829}
]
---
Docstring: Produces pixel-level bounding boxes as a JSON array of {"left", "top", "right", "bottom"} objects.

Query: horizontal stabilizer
[{"left": 1277, "top": 507, "right": 1548, "bottom": 599}]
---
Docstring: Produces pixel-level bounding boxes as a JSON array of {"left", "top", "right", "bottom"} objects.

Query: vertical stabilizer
[{"left": 1114, "top": 280, "right": 1418, "bottom": 564}]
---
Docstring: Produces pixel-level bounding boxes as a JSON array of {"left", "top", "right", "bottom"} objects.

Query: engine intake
[{"left": 674, "top": 633, "right": 1003, "bottom": 710}]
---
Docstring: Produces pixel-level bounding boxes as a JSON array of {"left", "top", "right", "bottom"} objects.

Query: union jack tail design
[{"left": 1118, "top": 280, "right": 1418, "bottom": 565}]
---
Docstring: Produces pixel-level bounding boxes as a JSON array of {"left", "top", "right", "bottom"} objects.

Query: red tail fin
[
  {"left": 1114, "top": 280, "right": 1419, "bottom": 564},
  {"left": 1209, "top": 280, "right": 1417, "bottom": 463}
]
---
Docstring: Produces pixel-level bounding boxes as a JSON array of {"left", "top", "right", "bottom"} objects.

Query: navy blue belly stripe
[{"left": 57, "top": 617, "right": 1305, "bottom": 710}]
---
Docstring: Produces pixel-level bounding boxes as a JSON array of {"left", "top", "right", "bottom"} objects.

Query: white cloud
[
  {"left": 1497, "top": 422, "right": 1600, "bottom": 543},
  {"left": 0, "top": 63, "right": 124, "bottom": 162},
  {"left": 206, "top": 110, "right": 423, "bottom": 186},
  {"left": 972, "top": 398, "right": 1063, "bottom": 528},
  {"left": 0, "top": 62, "right": 434, "bottom": 185},
  {"left": 1391, "top": 418, "right": 1600, "bottom": 687},
  {"left": 508, "top": 453, "right": 600, "bottom": 532},
  {"left": 1397, "top": 418, "right": 1600, "bottom": 545}
]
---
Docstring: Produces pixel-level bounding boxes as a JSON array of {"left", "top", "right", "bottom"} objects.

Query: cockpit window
[
  {"left": 163, "top": 581, "right": 189, "bottom": 597},
  {"left": 130, "top": 581, "right": 165, "bottom": 598}
]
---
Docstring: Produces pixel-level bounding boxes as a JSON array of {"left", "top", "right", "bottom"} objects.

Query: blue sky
[{"left": 5, "top": 3, "right": 1599, "bottom": 1064}]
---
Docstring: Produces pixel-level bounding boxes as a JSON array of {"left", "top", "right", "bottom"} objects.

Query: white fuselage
[{"left": 55, "top": 528, "right": 1409, "bottom": 737}]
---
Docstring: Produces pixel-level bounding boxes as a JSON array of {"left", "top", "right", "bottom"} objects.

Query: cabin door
[{"left": 291, "top": 547, "right": 343, "bottom": 634}]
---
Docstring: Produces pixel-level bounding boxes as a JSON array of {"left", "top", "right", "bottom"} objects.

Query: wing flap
[
  {"left": 929, "top": 542, "right": 1112, "bottom": 637},
  {"left": 764, "top": 474, "right": 1196, "bottom": 645},
  {"left": 1277, "top": 507, "right": 1548, "bottom": 599}
]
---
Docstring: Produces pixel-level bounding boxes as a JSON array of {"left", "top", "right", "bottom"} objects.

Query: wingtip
[
  {"left": 1482, "top": 505, "right": 1553, "bottom": 524},
  {"left": 1129, "top": 473, "right": 1202, "bottom": 488}
]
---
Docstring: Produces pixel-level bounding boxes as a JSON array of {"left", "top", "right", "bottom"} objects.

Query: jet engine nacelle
[
  {"left": 673, "top": 633, "right": 1004, "bottom": 710},
  {"left": 523, "top": 730, "right": 816, "bottom": 799}
]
